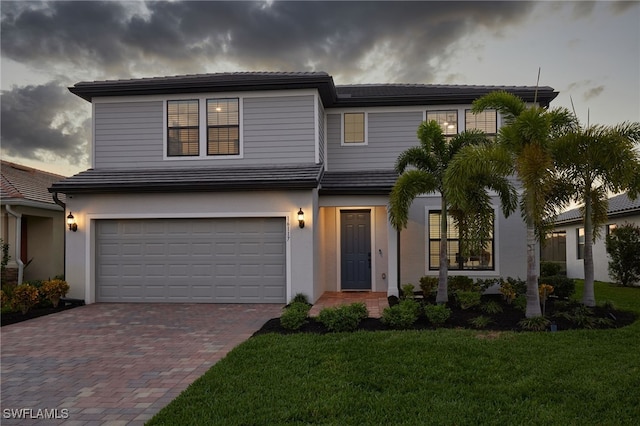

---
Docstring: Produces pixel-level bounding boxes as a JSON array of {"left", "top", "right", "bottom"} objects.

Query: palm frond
[
  {"left": 389, "top": 170, "right": 439, "bottom": 230},
  {"left": 471, "top": 91, "right": 526, "bottom": 124}
]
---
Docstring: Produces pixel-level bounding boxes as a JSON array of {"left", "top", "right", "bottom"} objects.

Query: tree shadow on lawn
[{"left": 254, "top": 294, "right": 637, "bottom": 336}]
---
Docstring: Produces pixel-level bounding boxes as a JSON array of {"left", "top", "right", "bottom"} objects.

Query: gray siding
[
  {"left": 93, "top": 95, "right": 316, "bottom": 169},
  {"left": 318, "top": 98, "right": 325, "bottom": 164},
  {"left": 243, "top": 95, "right": 315, "bottom": 163},
  {"left": 94, "top": 101, "right": 164, "bottom": 169},
  {"left": 326, "top": 111, "right": 423, "bottom": 171}
]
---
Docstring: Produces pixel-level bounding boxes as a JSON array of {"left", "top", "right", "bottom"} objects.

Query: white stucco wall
[
  {"left": 559, "top": 215, "right": 640, "bottom": 283},
  {"left": 64, "top": 190, "right": 316, "bottom": 303}
]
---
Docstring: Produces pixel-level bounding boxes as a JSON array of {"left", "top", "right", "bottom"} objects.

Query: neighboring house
[
  {"left": 50, "top": 72, "right": 558, "bottom": 304},
  {"left": 550, "top": 192, "right": 640, "bottom": 283},
  {"left": 1, "top": 161, "right": 66, "bottom": 284}
]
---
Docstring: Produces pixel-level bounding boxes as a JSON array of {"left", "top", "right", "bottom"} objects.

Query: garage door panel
[{"left": 96, "top": 218, "right": 286, "bottom": 303}]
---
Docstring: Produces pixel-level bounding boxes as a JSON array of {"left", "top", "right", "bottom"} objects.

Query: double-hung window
[
  {"left": 428, "top": 210, "right": 494, "bottom": 270},
  {"left": 167, "top": 100, "right": 199, "bottom": 156},
  {"left": 427, "top": 110, "right": 458, "bottom": 138},
  {"left": 207, "top": 98, "right": 239, "bottom": 155},
  {"left": 465, "top": 109, "right": 497, "bottom": 135},
  {"left": 343, "top": 112, "right": 366, "bottom": 144}
]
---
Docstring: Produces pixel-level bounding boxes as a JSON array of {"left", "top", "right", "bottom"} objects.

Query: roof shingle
[
  {"left": 554, "top": 192, "right": 640, "bottom": 224},
  {"left": 1, "top": 161, "right": 66, "bottom": 205}
]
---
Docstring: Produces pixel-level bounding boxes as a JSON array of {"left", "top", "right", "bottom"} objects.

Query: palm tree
[
  {"left": 389, "top": 120, "right": 494, "bottom": 304},
  {"left": 553, "top": 122, "right": 640, "bottom": 306},
  {"left": 445, "top": 91, "right": 577, "bottom": 318}
]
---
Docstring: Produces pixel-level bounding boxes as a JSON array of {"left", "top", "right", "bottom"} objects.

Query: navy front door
[{"left": 340, "top": 210, "right": 371, "bottom": 290}]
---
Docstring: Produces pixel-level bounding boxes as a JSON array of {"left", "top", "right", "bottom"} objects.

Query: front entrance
[{"left": 340, "top": 210, "right": 371, "bottom": 290}]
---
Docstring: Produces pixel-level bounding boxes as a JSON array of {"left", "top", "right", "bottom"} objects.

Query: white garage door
[{"left": 96, "top": 218, "right": 286, "bottom": 303}]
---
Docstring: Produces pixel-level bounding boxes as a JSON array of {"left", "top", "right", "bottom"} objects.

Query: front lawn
[{"left": 148, "top": 282, "right": 640, "bottom": 425}]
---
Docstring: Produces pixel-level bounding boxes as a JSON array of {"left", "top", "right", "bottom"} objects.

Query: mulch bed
[
  {"left": 254, "top": 295, "right": 637, "bottom": 336},
  {"left": 1, "top": 299, "right": 84, "bottom": 327}
]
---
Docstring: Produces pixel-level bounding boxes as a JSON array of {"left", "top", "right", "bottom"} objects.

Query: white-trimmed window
[
  {"left": 465, "top": 109, "right": 497, "bottom": 135},
  {"left": 427, "top": 110, "right": 458, "bottom": 137},
  {"left": 606, "top": 223, "right": 617, "bottom": 235},
  {"left": 577, "top": 227, "right": 585, "bottom": 260},
  {"left": 428, "top": 210, "right": 494, "bottom": 270},
  {"left": 207, "top": 98, "right": 239, "bottom": 156},
  {"left": 167, "top": 100, "right": 199, "bottom": 156},
  {"left": 343, "top": 112, "right": 366, "bottom": 144}
]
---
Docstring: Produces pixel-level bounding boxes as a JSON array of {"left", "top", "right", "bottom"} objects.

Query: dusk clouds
[{"left": 1, "top": 1, "right": 638, "bottom": 175}]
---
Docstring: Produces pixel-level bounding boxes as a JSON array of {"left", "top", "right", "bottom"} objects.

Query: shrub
[
  {"left": 291, "top": 293, "right": 310, "bottom": 305},
  {"left": 540, "top": 261, "right": 563, "bottom": 277},
  {"left": 505, "top": 277, "right": 527, "bottom": 295},
  {"left": 518, "top": 316, "right": 551, "bottom": 331},
  {"left": 469, "top": 315, "right": 494, "bottom": 329},
  {"left": 481, "top": 300, "right": 503, "bottom": 315},
  {"left": 424, "top": 304, "right": 451, "bottom": 326},
  {"left": 513, "top": 295, "right": 527, "bottom": 312},
  {"left": 448, "top": 275, "right": 477, "bottom": 292},
  {"left": 456, "top": 291, "right": 481, "bottom": 310},
  {"left": 387, "top": 295, "right": 399, "bottom": 307},
  {"left": 538, "top": 284, "right": 554, "bottom": 302},
  {"left": 11, "top": 284, "right": 39, "bottom": 314},
  {"left": 381, "top": 299, "right": 421, "bottom": 329},
  {"left": 0, "top": 289, "right": 8, "bottom": 307},
  {"left": 317, "top": 303, "right": 368, "bottom": 332},
  {"left": 538, "top": 275, "right": 575, "bottom": 299},
  {"left": 280, "top": 301, "right": 311, "bottom": 330},
  {"left": 419, "top": 276, "right": 438, "bottom": 297},
  {"left": 41, "top": 279, "right": 70, "bottom": 308},
  {"left": 400, "top": 283, "right": 415, "bottom": 300},
  {"left": 499, "top": 281, "right": 516, "bottom": 304},
  {"left": 606, "top": 223, "right": 640, "bottom": 286}
]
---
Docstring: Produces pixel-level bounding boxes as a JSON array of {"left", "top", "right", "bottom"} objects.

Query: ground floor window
[
  {"left": 577, "top": 228, "right": 585, "bottom": 259},
  {"left": 542, "top": 231, "right": 566, "bottom": 262},
  {"left": 428, "top": 210, "right": 494, "bottom": 270}
]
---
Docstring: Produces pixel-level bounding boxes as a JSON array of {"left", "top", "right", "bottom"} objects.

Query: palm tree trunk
[
  {"left": 436, "top": 198, "right": 449, "bottom": 304},
  {"left": 583, "top": 194, "right": 596, "bottom": 307},
  {"left": 525, "top": 220, "right": 542, "bottom": 317}
]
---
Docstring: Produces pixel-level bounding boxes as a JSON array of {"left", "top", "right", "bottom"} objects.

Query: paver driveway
[{"left": 1, "top": 303, "right": 283, "bottom": 425}]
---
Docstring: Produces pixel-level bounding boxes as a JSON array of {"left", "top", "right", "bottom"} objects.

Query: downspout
[
  {"left": 397, "top": 229, "right": 401, "bottom": 294},
  {"left": 5, "top": 205, "right": 24, "bottom": 285},
  {"left": 51, "top": 192, "right": 67, "bottom": 280}
]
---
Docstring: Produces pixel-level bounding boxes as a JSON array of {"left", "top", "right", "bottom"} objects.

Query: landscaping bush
[
  {"left": 505, "top": 277, "right": 527, "bottom": 295},
  {"left": 448, "top": 275, "right": 477, "bottom": 292},
  {"left": 381, "top": 299, "right": 420, "bottom": 329},
  {"left": 513, "top": 294, "right": 527, "bottom": 312},
  {"left": 538, "top": 275, "right": 575, "bottom": 299},
  {"left": 606, "top": 223, "right": 640, "bottom": 286},
  {"left": 456, "top": 291, "right": 481, "bottom": 310},
  {"left": 518, "top": 316, "right": 551, "bottom": 331},
  {"left": 291, "top": 293, "right": 310, "bottom": 305},
  {"left": 424, "top": 304, "right": 451, "bottom": 325},
  {"left": 419, "top": 276, "right": 438, "bottom": 297},
  {"left": 317, "top": 303, "right": 368, "bottom": 332},
  {"left": 400, "top": 283, "right": 416, "bottom": 300},
  {"left": 280, "top": 301, "right": 311, "bottom": 331},
  {"left": 41, "top": 279, "right": 70, "bottom": 308},
  {"left": 481, "top": 299, "right": 503, "bottom": 314},
  {"left": 540, "top": 261, "right": 563, "bottom": 277},
  {"left": 469, "top": 315, "right": 493, "bottom": 329},
  {"left": 0, "top": 289, "right": 8, "bottom": 307},
  {"left": 499, "top": 281, "right": 516, "bottom": 304},
  {"left": 11, "top": 284, "right": 39, "bottom": 314}
]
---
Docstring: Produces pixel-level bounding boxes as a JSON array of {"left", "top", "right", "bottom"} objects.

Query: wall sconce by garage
[
  {"left": 297, "top": 208, "right": 305, "bottom": 229},
  {"left": 67, "top": 212, "right": 78, "bottom": 232}
]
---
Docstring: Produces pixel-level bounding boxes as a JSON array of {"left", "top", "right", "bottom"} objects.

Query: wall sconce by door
[
  {"left": 67, "top": 212, "right": 78, "bottom": 232},
  {"left": 297, "top": 208, "right": 305, "bottom": 229}
]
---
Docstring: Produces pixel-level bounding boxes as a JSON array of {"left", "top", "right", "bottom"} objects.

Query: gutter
[{"left": 4, "top": 205, "right": 24, "bottom": 285}]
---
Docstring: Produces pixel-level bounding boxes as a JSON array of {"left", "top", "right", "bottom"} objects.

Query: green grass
[{"left": 149, "top": 281, "right": 640, "bottom": 425}]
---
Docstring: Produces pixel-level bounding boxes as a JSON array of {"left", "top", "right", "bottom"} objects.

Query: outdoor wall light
[
  {"left": 67, "top": 212, "right": 78, "bottom": 232},
  {"left": 297, "top": 208, "right": 305, "bottom": 229}
]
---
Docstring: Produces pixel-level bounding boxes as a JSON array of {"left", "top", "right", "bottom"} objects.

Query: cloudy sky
[{"left": 1, "top": 1, "right": 638, "bottom": 177}]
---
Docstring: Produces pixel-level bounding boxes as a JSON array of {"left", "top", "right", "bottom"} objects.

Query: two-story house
[{"left": 50, "top": 72, "right": 558, "bottom": 304}]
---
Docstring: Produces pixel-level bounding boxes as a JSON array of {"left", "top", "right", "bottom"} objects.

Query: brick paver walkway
[
  {"left": 309, "top": 292, "right": 389, "bottom": 318},
  {"left": 1, "top": 303, "right": 282, "bottom": 425}
]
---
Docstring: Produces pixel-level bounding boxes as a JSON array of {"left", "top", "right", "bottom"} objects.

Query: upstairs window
[
  {"left": 167, "top": 100, "right": 199, "bottom": 156},
  {"left": 207, "top": 98, "right": 239, "bottom": 156},
  {"left": 427, "top": 110, "right": 458, "bottom": 138},
  {"left": 343, "top": 112, "right": 365, "bottom": 144},
  {"left": 465, "top": 109, "right": 497, "bottom": 135}
]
